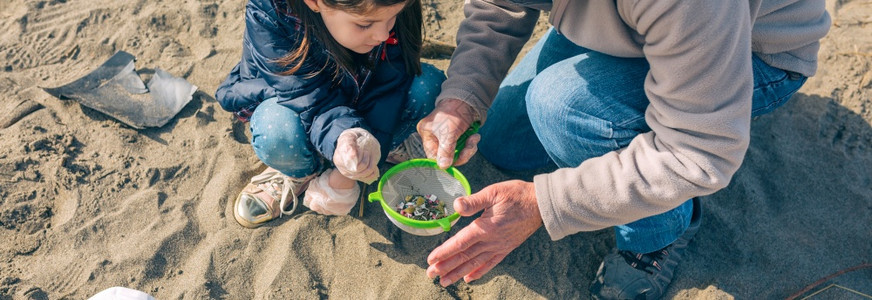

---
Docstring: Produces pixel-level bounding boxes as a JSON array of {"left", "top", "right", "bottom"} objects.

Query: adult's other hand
[{"left": 426, "top": 180, "right": 542, "bottom": 286}]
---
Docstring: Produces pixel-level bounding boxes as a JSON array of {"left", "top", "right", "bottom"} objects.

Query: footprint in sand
[
  {"left": 52, "top": 187, "right": 79, "bottom": 229},
  {"left": 3, "top": 0, "right": 116, "bottom": 70}
]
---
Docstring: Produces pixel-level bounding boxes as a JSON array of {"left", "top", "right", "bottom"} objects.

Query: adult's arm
[
  {"left": 435, "top": 0, "right": 541, "bottom": 124},
  {"left": 535, "top": 1, "right": 755, "bottom": 240}
]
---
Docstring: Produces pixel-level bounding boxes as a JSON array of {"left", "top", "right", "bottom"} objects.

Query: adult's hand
[
  {"left": 332, "top": 128, "right": 380, "bottom": 184},
  {"left": 426, "top": 180, "right": 542, "bottom": 286},
  {"left": 417, "top": 99, "right": 481, "bottom": 169}
]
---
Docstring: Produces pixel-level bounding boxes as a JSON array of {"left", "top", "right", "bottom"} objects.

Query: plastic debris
[
  {"left": 396, "top": 194, "right": 447, "bottom": 221},
  {"left": 42, "top": 51, "right": 197, "bottom": 129}
]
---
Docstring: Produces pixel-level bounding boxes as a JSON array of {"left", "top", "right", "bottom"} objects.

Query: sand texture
[{"left": 0, "top": 0, "right": 870, "bottom": 298}]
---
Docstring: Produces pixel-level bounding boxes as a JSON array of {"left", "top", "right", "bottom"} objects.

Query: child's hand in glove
[{"left": 333, "top": 128, "right": 381, "bottom": 184}]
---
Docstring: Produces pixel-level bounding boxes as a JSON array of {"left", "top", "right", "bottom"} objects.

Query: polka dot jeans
[{"left": 248, "top": 63, "right": 445, "bottom": 177}]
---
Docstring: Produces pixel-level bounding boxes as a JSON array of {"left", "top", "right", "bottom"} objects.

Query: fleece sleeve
[
  {"left": 534, "top": 1, "right": 755, "bottom": 240},
  {"left": 435, "top": 0, "right": 540, "bottom": 124}
]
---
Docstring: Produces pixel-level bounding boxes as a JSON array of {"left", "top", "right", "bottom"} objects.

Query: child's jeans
[
  {"left": 248, "top": 63, "right": 445, "bottom": 178},
  {"left": 477, "top": 28, "right": 807, "bottom": 253}
]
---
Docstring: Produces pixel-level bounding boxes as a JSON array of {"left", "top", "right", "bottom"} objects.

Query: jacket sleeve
[
  {"left": 534, "top": 1, "right": 755, "bottom": 240},
  {"left": 215, "top": 0, "right": 368, "bottom": 160},
  {"left": 435, "top": 0, "right": 540, "bottom": 124},
  {"left": 215, "top": 63, "right": 274, "bottom": 120}
]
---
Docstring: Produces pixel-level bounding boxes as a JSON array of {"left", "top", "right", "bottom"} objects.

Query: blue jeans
[
  {"left": 249, "top": 63, "right": 445, "bottom": 177},
  {"left": 479, "top": 28, "right": 807, "bottom": 253}
]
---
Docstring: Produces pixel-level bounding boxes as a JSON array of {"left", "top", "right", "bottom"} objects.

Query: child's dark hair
[{"left": 277, "top": 0, "right": 423, "bottom": 80}]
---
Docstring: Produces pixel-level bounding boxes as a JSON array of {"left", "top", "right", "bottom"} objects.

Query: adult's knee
[
  {"left": 524, "top": 69, "right": 625, "bottom": 166},
  {"left": 525, "top": 67, "right": 602, "bottom": 141},
  {"left": 526, "top": 76, "right": 574, "bottom": 126},
  {"left": 526, "top": 52, "right": 649, "bottom": 136}
]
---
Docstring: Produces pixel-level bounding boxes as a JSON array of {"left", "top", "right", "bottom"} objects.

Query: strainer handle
[
  {"left": 453, "top": 121, "right": 481, "bottom": 162},
  {"left": 367, "top": 192, "right": 383, "bottom": 203},
  {"left": 435, "top": 217, "right": 452, "bottom": 232}
]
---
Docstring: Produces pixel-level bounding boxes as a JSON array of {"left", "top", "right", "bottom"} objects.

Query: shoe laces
[
  {"left": 618, "top": 248, "right": 669, "bottom": 275},
  {"left": 249, "top": 170, "right": 309, "bottom": 217}
]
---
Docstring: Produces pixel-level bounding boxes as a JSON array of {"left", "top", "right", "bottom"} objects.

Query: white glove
[
  {"left": 333, "top": 128, "right": 381, "bottom": 184},
  {"left": 303, "top": 169, "right": 360, "bottom": 216}
]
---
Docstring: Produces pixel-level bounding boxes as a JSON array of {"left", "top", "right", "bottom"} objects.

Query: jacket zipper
[{"left": 348, "top": 43, "right": 381, "bottom": 106}]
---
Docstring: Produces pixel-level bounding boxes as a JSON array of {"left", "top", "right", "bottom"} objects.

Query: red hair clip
[{"left": 381, "top": 32, "right": 398, "bottom": 60}]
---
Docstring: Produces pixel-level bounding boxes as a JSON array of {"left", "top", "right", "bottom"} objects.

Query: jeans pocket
[{"left": 751, "top": 57, "right": 807, "bottom": 117}]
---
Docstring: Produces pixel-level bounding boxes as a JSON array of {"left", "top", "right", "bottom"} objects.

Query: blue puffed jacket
[{"left": 216, "top": 0, "right": 414, "bottom": 161}]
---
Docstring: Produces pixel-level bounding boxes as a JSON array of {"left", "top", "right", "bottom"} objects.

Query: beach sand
[{"left": 1, "top": 0, "right": 870, "bottom": 298}]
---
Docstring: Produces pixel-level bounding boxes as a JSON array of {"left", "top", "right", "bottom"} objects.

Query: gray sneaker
[
  {"left": 590, "top": 198, "right": 701, "bottom": 300},
  {"left": 386, "top": 132, "right": 426, "bottom": 164}
]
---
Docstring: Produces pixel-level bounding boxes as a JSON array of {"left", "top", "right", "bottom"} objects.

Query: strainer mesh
[{"left": 382, "top": 167, "right": 466, "bottom": 215}]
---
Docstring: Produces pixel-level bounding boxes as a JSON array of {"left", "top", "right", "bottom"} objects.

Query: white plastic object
[
  {"left": 303, "top": 169, "right": 360, "bottom": 215},
  {"left": 333, "top": 128, "right": 381, "bottom": 184}
]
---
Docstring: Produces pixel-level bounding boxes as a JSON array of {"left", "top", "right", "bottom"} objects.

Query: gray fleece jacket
[{"left": 437, "top": 0, "right": 830, "bottom": 240}]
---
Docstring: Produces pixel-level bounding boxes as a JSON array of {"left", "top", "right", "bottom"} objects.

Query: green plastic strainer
[{"left": 368, "top": 122, "right": 480, "bottom": 236}]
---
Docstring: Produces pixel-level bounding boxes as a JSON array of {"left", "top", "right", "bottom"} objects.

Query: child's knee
[
  {"left": 248, "top": 98, "right": 315, "bottom": 175},
  {"left": 250, "top": 98, "right": 306, "bottom": 138},
  {"left": 407, "top": 63, "right": 445, "bottom": 111},
  {"left": 250, "top": 98, "right": 295, "bottom": 127},
  {"left": 421, "top": 63, "right": 447, "bottom": 84}
]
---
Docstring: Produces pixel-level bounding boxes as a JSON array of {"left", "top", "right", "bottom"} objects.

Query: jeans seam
[
  {"left": 611, "top": 115, "right": 646, "bottom": 149},
  {"left": 608, "top": 122, "right": 620, "bottom": 150},
  {"left": 752, "top": 76, "right": 806, "bottom": 115},
  {"left": 616, "top": 202, "right": 691, "bottom": 252}
]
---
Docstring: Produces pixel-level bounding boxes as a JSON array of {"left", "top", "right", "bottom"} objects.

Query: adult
[{"left": 418, "top": 1, "right": 830, "bottom": 298}]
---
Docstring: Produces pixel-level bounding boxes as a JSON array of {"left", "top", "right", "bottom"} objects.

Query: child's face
[{"left": 317, "top": 1, "right": 406, "bottom": 54}]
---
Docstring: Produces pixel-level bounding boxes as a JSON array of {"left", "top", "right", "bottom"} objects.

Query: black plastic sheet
[{"left": 43, "top": 51, "right": 197, "bottom": 129}]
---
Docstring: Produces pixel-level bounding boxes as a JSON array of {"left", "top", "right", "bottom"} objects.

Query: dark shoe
[
  {"left": 590, "top": 198, "right": 701, "bottom": 300},
  {"left": 386, "top": 132, "right": 426, "bottom": 164}
]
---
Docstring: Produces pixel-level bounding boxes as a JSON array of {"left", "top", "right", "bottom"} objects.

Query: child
[{"left": 216, "top": 0, "right": 443, "bottom": 228}]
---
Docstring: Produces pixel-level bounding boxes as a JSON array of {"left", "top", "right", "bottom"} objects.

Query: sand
[{"left": 1, "top": 0, "right": 870, "bottom": 299}]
